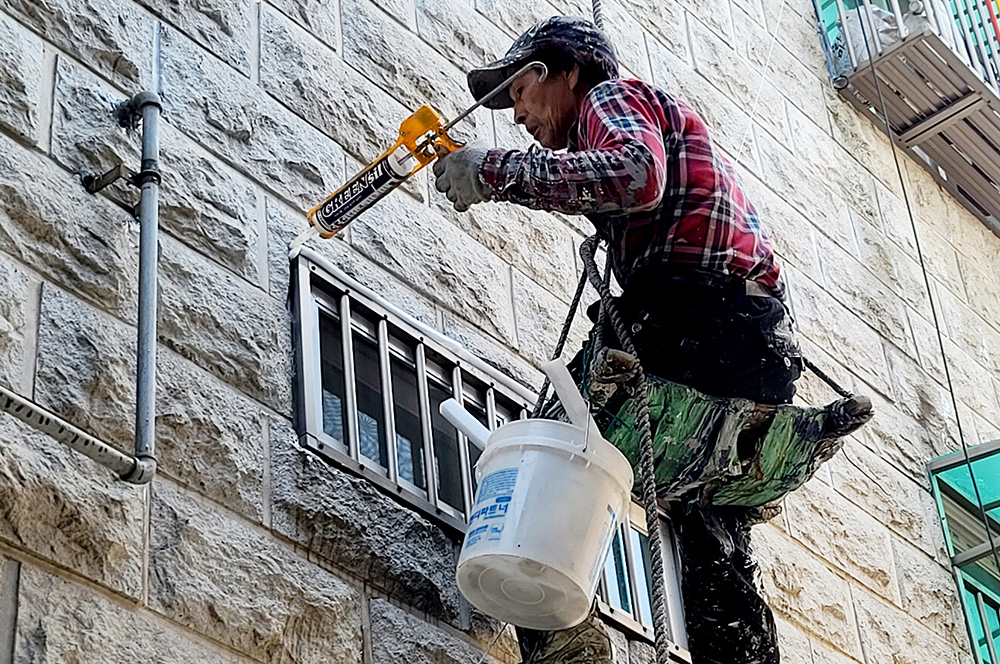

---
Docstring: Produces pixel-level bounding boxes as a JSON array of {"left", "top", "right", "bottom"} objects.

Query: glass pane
[
  {"left": 391, "top": 355, "right": 425, "bottom": 489},
  {"left": 965, "top": 582, "right": 992, "bottom": 664},
  {"left": 353, "top": 331, "right": 388, "bottom": 468},
  {"left": 465, "top": 395, "right": 488, "bottom": 495},
  {"left": 986, "top": 597, "right": 1000, "bottom": 664},
  {"left": 631, "top": 527, "right": 654, "bottom": 629},
  {"left": 429, "top": 378, "right": 464, "bottom": 512},
  {"left": 319, "top": 313, "right": 347, "bottom": 448},
  {"left": 936, "top": 464, "right": 1000, "bottom": 558},
  {"left": 602, "top": 527, "right": 631, "bottom": 614}
]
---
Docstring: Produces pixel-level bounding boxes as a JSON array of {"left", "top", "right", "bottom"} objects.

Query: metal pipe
[
  {"left": 889, "top": 0, "right": 908, "bottom": 39},
  {"left": 0, "top": 384, "right": 154, "bottom": 483},
  {"left": 126, "top": 92, "right": 161, "bottom": 483}
]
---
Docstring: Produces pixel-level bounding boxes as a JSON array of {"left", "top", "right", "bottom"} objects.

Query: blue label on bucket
[{"left": 465, "top": 467, "right": 518, "bottom": 549}]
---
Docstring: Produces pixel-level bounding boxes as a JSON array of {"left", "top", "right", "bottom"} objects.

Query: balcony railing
[{"left": 814, "top": 0, "right": 1000, "bottom": 235}]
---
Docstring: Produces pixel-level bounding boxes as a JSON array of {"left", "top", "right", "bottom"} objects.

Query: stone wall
[{"left": 0, "top": 0, "right": 995, "bottom": 660}]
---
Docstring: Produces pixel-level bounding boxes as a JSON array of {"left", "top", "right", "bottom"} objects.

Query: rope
[
  {"left": 579, "top": 235, "right": 674, "bottom": 664},
  {"left": 531, "top": 267, "right": 589, "bottom": 418},
  {"left": 592, "top": 0, "right": 606, "bottom": 31},
  {"left": 848, "top": 0, "right": 1000, "bottom": 592},
  {"left": 802, "top": 356, "right": 853, "bottom": 398}
]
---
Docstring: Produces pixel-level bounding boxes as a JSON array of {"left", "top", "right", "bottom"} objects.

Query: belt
[
  {"left": 744, "top": 280, "right": 773, "bottom": 298},
  {"left": 627, "top": 268, "right": 778, "bottom": 299}
]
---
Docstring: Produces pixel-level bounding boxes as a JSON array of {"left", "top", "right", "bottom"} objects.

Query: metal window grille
[
  {"left": 291, "top": 248, "right": 687, "bottom": 648},
  {"left": 930, "top": 440, "right": 1000, "bottom": 663}
]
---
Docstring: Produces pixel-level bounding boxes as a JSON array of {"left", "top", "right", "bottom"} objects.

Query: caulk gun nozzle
[{"left": 289, "top": 226, "right": 319, "bottom": 252}]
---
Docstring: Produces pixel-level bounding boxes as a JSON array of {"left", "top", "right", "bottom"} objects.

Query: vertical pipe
[
  {"left": 132, "top": 93, "right": 161, "bottom": 474},
  {"left": 378, "top": 319, "right": 397, "bottom": 481}
]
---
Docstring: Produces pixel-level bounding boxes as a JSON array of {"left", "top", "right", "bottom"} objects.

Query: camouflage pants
[{"left": 516, "top": 604, "right": 615, "bottom": 664}]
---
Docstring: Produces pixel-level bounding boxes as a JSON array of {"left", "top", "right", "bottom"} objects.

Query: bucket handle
[
  {"left": 541, "top": 359, "right": 604, "bottom": 451},
  {"left": 439, "top": 398, "right": 490, "bottom": 451}
]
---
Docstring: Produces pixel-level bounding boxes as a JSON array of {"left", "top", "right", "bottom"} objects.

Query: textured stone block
[
  {"left": 884, "top": 342, "right": 966, "bottom": 443},
  {"left": 150, "top": 481, "right": 363, "bottom": 663},
  {"left": 269, "top": 416, "right": 463, "bottom": 624},
  {"left": 828, "top": 442, "right": 936, "bottom": 556},
  {"left": 342, "top": 0, "right": 473, "bottom": 127},
  {"left": 629, "top": 640, "right": 656, "bottom": 664},
  {"left": 618, "top": 0, "right": 688, "bottom": 64},
  {"left": 428, "top": 186, "right": 578, "bottom": 303},
  {"left": 852, "top": 213, "right": 931, "bottom": 321},
  {"left": 852, "top": 585, "right": 957, "bottom": 664},
  {"left": 267, "top": 198, "right": 438, "bottom": 326},
  {"left": 15, "top": 563, "right": 253, "bottom": 664},
  {"left": 647, "top": 39, "right": 762, "bottom": 170},
  {"left": 0, "top": 131, "right": 137, "bottom": 320},
  {"left": 827, "top": 89, "right": 900, "bottom": 196},
  {"left": 511, "top": 269, "right": 587, "bottom": 368},
  {"left": 785, "top": 269, "right": 892, "bottom": 397},
  {"left": 35, "top": 286, "right": 137, "bottom": 448},
  {"left": 892, "top": 540, "right": 968, "bottom": 651},
  {"left": 2, "top": 0, "right": 153, "bottom": 88},
  {"left": 755, "top": 121, "right": 857, "bottom": 252},
  {"left": 135, "top": 0, "right": 252, "bottom": 74},
  {"left": 772, "top": 615, "right": 815, "bottom": 664},
  {"left": 753, "top": 524, "right": 862, "bottom": 659},
  {"left": 369, "top": 599, "right": 501, "bottom": 664},
  {"left": 156, "top": 352, "right": 266, "bottom": 521},
  {"left": 784, "top": 479, "right": 899, "bottom": 603},
  {"left": 260, "top": 7, "right": 407, "bottom": 163},
  {"left": 415, "top": 0, "right": 508, "bottom": 72},
  {"left": 475, "top": 0, "right": 553, "bottom": 37},
  {"left": 940, "top": 340, "right": 1000, "bottom": 425},
  {"left": 689, "top": 16, "right": 789, "bottom": 148},
  {"left": 268, "top": 0, "right": 339, "bottom": 46},
  {"left": 160, "top": 27, "right": 344, "bottom": 212},
  {"left": 440, "top": 311, "right": 541, "bottom": 391},
  {"left": 817, "top": 237, "right": 913, "bottom": 356},
  {"left": 0, "top": 253, "right": 31, "bottom": 392},
  {"left": 158, "top": 235, "right": 293, "bottom": 414},
  {"left": 735, "top": 12, "right": 826, "bottom": 121},
  {"left": 51, "top": 59, "right": 260, "bottom": 282},
  {"left": 350, "top": 189, "right": 516, "bottom": 344},
  {"left": 0, "top": 11, "right": 42, "bottom": 143},
  {"left": 0, "top": 414, "right": 144, "bottom": 599}
]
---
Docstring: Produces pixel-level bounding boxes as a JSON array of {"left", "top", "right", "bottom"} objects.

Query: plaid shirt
[{"left": 480, "top": 79, "right": 784, "bottom": 296}]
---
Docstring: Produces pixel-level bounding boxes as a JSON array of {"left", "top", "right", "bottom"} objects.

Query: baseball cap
[{"left": 467, "top": 16, "right": 619, "bottom": 110}]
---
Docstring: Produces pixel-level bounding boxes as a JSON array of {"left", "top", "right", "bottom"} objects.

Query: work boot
[{"left": 517, "top": 606, "right": 615, "bottom": 664}]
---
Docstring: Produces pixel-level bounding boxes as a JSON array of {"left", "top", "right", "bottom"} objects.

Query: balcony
[{"left": 815, "top": 0, "right": 1000, "bottom": 236}]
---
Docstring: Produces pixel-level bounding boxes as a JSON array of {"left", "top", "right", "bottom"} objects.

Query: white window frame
[{"left": 291, "top": 248, "right": 688, "bottom": 651}]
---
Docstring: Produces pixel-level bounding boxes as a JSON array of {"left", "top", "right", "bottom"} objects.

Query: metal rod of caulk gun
[{"left": 406, "top": 61, "right": 550, "bottom": 161}]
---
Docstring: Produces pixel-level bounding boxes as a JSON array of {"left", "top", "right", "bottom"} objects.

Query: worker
[{"left": 433, "top": 16, "right": 800, "bottom": 664}]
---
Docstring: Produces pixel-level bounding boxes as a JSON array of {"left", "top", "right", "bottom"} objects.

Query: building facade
[{"left": 0, "top": 0, "right": 996, "bottom": 660}]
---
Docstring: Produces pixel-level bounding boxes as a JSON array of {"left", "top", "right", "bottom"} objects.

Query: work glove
[{"left": 432, "top": 144, "right": 492, "bottom": 212}]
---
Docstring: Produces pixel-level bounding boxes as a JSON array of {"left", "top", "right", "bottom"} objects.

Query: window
[
  {"left": 930, "top": 440, "right": 1000, "bottom": 664},
  {"left": 292, "top": 249, "right": 687, "bottom": 650},
  {"left": 292, "top": 251, "right": 531, "bottom": 531}
]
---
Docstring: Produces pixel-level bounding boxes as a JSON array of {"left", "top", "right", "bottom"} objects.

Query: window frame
[
  {"left": 291, "top": 248, "right": 688, "bottom": 652},
  {"left": 929, "top": 440, "right": 1000, "bottom": 664}
]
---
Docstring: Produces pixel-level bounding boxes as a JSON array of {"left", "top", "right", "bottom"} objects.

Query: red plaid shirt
[{"left": 480, "top": 79, "right": 784, "bottom": 296}]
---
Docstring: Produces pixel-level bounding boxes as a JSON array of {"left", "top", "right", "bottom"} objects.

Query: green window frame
[{"left": 930, "top": 440, "right": 1000, "bottom": 664}]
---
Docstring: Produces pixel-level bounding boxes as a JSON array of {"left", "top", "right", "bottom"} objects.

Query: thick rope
[{"left": 579, "top": 235, "right": 673, "bottom": 664}]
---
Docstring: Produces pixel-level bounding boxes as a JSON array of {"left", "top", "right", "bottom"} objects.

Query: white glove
[{"left": 432, "top": 144, "right": 492, "bottom": 212}]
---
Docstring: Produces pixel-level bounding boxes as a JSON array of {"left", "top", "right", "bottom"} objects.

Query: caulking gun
[{"left": 291, "top": 60, "right": 548, "bottom": 249}]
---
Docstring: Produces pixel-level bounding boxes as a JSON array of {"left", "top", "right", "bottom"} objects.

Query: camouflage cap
[{"left": 467, "top": 16, "right": 619, "bottom": 110}]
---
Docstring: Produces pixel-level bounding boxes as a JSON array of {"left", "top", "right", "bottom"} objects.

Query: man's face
[{"left": 509, "top": 66, "right": 582, "bottom": 150}]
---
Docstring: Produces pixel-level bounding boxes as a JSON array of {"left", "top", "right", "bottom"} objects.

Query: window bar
[
  {"left": 954, "top": 0, "right": 988, "bottom": 80},
  {"left": 834, "top": 0, "right": 859, "bottom": 69},
  {"left": 340, "top": 294, "right": 361, "bottom": 462},
  {"left": 297, "top": 263, "right": 324, "bottom": 437},
  {"left": 962, "top": 0, "right": 999, "bottom": 88},
  {"left": 621, "top": 522, "right": 645, "bottom": 625},
  {"left": 486, "top": 386, "right": 498, "bottom": 432},
  {"left": 975, "top": 0, "right": 1000, "bottom": 90},
  {"left": 860, "top": 0, "right": 885, "bottom": 56},
  {"left": 453, "top": 366, "right": 475, "bottom": 515},
  {"left": 661, "top": 520, "right": 688, "bottom": 646},
  {"left": 378, "top": 318, "right": 399, "bottom": 483},
  {"left": 889, "top": 0, "right": 908, "bottom": 39},
  {"left": 976, "top": 590, "right": 1000, "bottom": 664},
  {"left": 416, "top": 344, "right": 440, "bottom": 508}
]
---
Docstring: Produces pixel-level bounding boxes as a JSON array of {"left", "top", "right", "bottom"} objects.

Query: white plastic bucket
[{"left": 456, "top": 418, "right": 634, "bottom": 630}]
